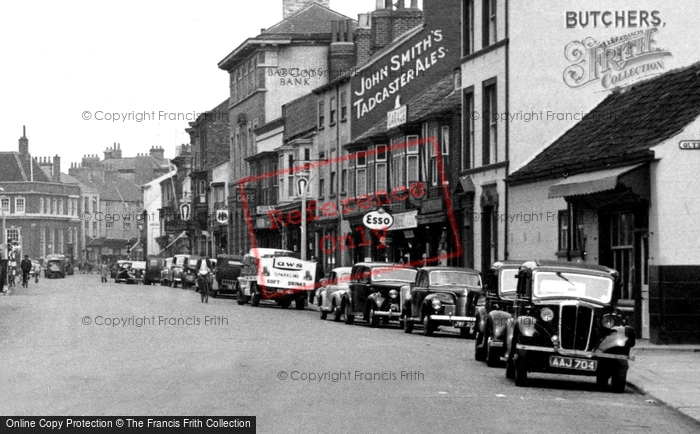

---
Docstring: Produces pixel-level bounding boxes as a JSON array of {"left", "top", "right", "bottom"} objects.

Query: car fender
[
  {"left": 369, "top": 292, "right": 386, "bottom": 310},
  {"left": 489, "top": 310, "right": 512, "bottom": 341},
  {"left": 516, "top": 316, "right": 538, "bottom": 338},
  {"left": 597, "top": 326, "right": 636, "bottom": 352},
  {"left": 475, "top": 306, "right": 488, "bottom": 334}
]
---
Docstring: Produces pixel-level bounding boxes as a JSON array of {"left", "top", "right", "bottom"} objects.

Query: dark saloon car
[
  {"left": 342, "top": 263, "right": 417, "bottom": 327},
  {"left": 144, "top": 257, "right": 165, "bottom": 285},
  {"left": 503, "top": 260, "right": 635, "bottom": 392},
  {"left": 401, "top": 266, "right": 482, "bottom": 338},
  {"left": 214, "top": 254, "right": 243, "bottom": 298},
  {"left": 474, "top": 261, "right": 522, "bottom": 366},
  {"left": 44, "top": 254, "right": 66, "bottom": 278}
]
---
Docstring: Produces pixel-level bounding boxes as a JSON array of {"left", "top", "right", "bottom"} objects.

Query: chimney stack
[
  {"left": 18, "top": 126, "right": 29, "bottom": 154},
  {"left": 52, "top": 155, "right": 61, "bottom": 183},
  {"left": 330, "top": 20, "right": 357, "bottom": 77}
]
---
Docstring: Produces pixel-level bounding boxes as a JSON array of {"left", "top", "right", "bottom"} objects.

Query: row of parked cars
[{"left": 314, "top": 259, "right": 636, "bottom": 393}]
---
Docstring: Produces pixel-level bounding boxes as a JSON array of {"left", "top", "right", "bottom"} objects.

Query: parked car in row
[
  {"left": 143, "top": 257, "right": 165, "bottom": 286},
  {"left": 215, "top": 254, "right": 243, "bottom": 298},
  {"left": 181, "top": 256, "right": 202, "bottom": 288},
  {"left": 474, "top": 261, "right": 521, "bottom": 366},
  {"left": 503, "top": 260, "right": 636, "bottom": 393},
  {"left": 343, "top": 263, "right": 417, "bottom": 327},
  {"left": 317, "top": 267, "right": 353, "bottom": 321},
  {"left": 401, "top": 266, "right": 482, "bottom": 338},
  {"left": 169, "top": 254, "right": 190, "bottom": 287},
  {"left": 160, "top": 257, "right": 174, "bottom": 286}
]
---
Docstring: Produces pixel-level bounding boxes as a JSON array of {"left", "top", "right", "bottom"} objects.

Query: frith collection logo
[{"left": 563, "top": 11, "right": 672, "bottom": 90}]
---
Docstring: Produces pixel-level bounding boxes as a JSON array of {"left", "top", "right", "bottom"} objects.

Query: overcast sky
[{"left": 0, "top": 0, "right": 382, "bottom": 168}]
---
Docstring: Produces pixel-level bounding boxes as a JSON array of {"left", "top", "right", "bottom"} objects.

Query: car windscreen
[
  {"left": 499, "top": 269, "right": 518, "bottom": 295},
  {"left": 372, "top": 267, "right": 417, "bottom": 283},
  {"left": 337, "top": 272, "right": 352, "bottom": 286},
  {"left": 174, "top": 257, "right": 187, "bottom": 266},
  {"left": 429, "top": 270, "right": 481, "bottom": 287},
  {"left": 533, "top": 272, "right": 613, "bottom": 303}
]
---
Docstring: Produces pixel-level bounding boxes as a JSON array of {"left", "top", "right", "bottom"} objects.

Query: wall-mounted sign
[
  {"left": 390, "top": 210, "right": 418, "bottom": 231},
  {"left": 363, "top": 210, "right": 394, "bottom": 230},
  {"left": 296, "top": 177, "right": 309, "bottom": 197},
  {"left": 256, "top": 205, "right": 276, "bottom": 214},
  {"left": 215, "top": 209, "right": 229, "bottom": 225},
  {"left": 387, "top": 97, "right": 408, "bottom": 130},
  {"left": 679, "top": 140, "right": 700, "bottom": 149},
  {"left": 179, "top": 203, "right": 191, "bottom": 221}
]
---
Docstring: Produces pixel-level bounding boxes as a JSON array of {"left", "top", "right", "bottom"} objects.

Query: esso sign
[{"left": 363, "top": 211, "right": 394, "bottom": 230}]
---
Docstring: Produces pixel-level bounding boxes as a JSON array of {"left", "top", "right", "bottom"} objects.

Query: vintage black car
[
  {"left": 401, "top": 266, "right": 482, "bottom": 338},
  {"left": 160, "top": 257, "right": 174, "bottom": 286},
  {"left": 143, "top": 257, "right": 165, "bottom": 286},
  {"left": 343, "top": 263, "right": 417, "bottom": 327},
  {"left": 214, "top": 254, "right": 243, "bottom": 297},
  {"left": 169, "top": 254, "right": 190, "bottom": 287},
  {"left": 503, "top": 260, "right": 635, "bottom": 392},
  {"left": 474, "top": 261, "right": 521, "bottom": 366}
]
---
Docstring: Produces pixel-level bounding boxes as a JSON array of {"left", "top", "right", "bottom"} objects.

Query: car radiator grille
[{"left": 559, "top": 304, "right": 594, "bottom": 351}]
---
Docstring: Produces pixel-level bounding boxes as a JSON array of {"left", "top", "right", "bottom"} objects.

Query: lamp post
[{"left": 0, "top": 188, "right": 7, "bottom": 288}]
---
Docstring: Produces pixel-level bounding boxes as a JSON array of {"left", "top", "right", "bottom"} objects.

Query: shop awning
[{"left": 548, "top": 164, "right": 645, "bottom": 199}]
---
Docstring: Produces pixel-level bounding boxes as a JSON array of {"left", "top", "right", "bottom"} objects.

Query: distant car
[
  {"left": 474, "top": 261, "right": 522, "bottom": 366},
  {"left": 182, "top": 256, "right": 201, "bottom": 289},
  {"left": 160, "top": 257, "right": 174, "bottom": 286},
  {"left": 169, "top": 254, "right": 190, "bottom": 287},
  {"left": 343, "top": 263, "right": 417, "bottom": 327},
  {"left": 214, "top": 254, "right": 243, "bottom": 298},
  {"left": 115, "top": 261, "right": 146, "bottom": 284},
  {"left": 44, "top": 254, "right": 67, "bottom": 278},
  {"left": 317, "top": 267, "right": 353, "bottom": 321},
  {"left": 111, "top": 260, "right": 129, "bottom": 279},
  {"left": 401, "top": 266, "right": 482, "bottom": 338},
  {"left": 144, "top": 257, "right": 165, "bottom": 286},
  {"left": 503, "top": 260, "right": 636, "bottom": 392}
]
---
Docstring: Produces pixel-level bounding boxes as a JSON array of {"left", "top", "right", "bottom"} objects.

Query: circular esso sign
[{"left": 363, "top": 211, "right": 394, "bottom": 230}]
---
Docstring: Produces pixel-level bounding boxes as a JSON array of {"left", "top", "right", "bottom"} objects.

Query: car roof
[
  {"left": 490, "top": 260, "right": 525, "bottom": 271},
  {"left": 331, "top": 267, "right": 353, "bottom": 274},
  {"left": 522, "top": 260, "right": 615, "bottom": 275},
  {"left": 353, "top": 262, "right": 414, "bottom": 269},
  {"left": 419, "top": 266, "right": 480, "bottom": 274}
]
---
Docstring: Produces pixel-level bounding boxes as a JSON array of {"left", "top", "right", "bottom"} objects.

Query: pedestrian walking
[
  {"left": 100, "top": 261, "right": 110, "bottom": 283},
  {"left": 0, "top": 242, "right": 7, "bottom": 294},
  {"left": 20, "top": 255, "right": 32, "bottom": 288}
]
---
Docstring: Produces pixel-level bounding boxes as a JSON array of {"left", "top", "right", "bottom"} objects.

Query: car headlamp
[
  {"left": 601, "top": 314, "right": 616, "bottom": 329},
  {"left": 431, "top": 299, "right": 442, "bottom": 310},
  {"left": 389, "top": 289, "right": 398, "bottom": 299},
  {"left": 540, "top": 308, "right": 554, "bottom": 322}
]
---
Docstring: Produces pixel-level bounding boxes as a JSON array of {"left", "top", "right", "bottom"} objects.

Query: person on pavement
[
  {"left": 100, "top": 262, "right": 110, "bottom": 283},
  {"left": 20, "top": 255, "right": 32, "bottom": 288}
]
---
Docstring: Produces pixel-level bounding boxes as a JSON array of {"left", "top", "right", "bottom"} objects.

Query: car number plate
[{"left": 549, "top": 356, "right": 597, "bottom": 371}]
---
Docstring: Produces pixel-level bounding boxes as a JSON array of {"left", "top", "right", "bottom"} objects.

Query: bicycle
[{"left": 199, "top": 273, "right": 213, "bottom": 303}]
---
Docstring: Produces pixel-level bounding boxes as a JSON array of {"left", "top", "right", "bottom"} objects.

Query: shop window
[{"left": 558, "top": 210, "right": 569, "bottom": 252}]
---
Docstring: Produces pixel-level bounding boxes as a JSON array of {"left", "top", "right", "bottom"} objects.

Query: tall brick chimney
[
  {"left": 18, "top": 126, "right": 29, "bottom": 154},
  {"left": 52, "top": 155, "right": 61, "bottom": 183},
  {"left": 354, "top": 14, "right": 372, "bottom": 65},
  {"left": 149, "top": 146, "right": 165, "bottom": 159},
  {"left": 370, "top": 0, "right": 423, "bottom": 55},
  {"left": 283, "top": 0, "right": 329, "bottom": 19},
  {"left": 329, "top": 20, "right": 357, "bottom": 77}
]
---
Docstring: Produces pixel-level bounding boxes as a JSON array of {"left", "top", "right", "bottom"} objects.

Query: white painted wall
[{"left": 649, "top": 117, "right": 700, "bottom": 266}]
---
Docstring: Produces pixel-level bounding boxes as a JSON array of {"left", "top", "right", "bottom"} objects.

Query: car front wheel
[
  {"left": 422, "top": 315, "right": 434, "bottom": 336},
  {"left": 251, "top": 284, "right": 261, "bottom": 306},
  {"left": 333, "top": 303, "right": 342, "bottom": 322},
  {"left": 344, "top": 302, "right": 354, "bottom": 325},
  {"left": 474, "top": 329, "right": 487, "bottom": 361},
  {"left": 319, "top": 297, "right": 327, "bottom": 319},
  {"left": 610, "top": 362, "right": 628, "bottom": 393},
  {"left": 514, "top": 347, "right": 528, "bottom": 387},
  {"left": 403, "top": 315, "right": 414, "bottom": 334}
]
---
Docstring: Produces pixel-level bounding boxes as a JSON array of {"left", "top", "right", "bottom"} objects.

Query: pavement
[{"left": 627, "top": 339, "right": 700, "bottom": 425}]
